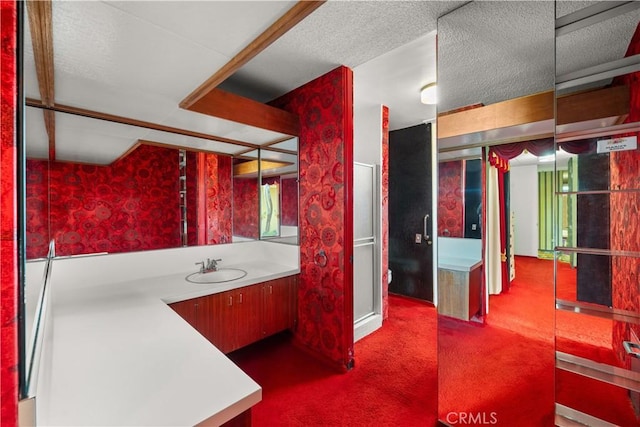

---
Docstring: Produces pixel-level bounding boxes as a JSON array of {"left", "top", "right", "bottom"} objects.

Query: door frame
[{"left": 354, "top": 161, "right": 383, "bottom": 341}]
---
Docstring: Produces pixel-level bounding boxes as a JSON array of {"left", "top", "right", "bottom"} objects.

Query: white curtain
[{"left": 485, "top": 164, "right": 503, "bottom": 301}]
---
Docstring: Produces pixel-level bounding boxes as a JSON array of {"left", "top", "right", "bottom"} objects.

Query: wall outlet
[{"left": 415, "top": 234, "right": 422, "bottom": 243}]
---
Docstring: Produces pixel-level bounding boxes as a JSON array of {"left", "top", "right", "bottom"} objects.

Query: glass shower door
[{"left": 353, "top": 162, "right": 378, "bottom": 324}]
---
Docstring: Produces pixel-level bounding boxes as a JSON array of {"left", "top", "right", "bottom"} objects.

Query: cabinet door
[
  {"left": 262, "top": 276, "right": 296, "bottom": 338},
  {"left": 170, "top": 296, "right": 208, "bottom": 332},
  {"left": 231, "top": 286, "right": 263, "bottom": 351},
  {"left": 207, "top": 290, "right": 236, "bottom": 353}
]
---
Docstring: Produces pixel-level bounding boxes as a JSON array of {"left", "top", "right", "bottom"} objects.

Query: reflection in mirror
[
  {"left": 438, "top": 154, "right": 482, "bottom": 239},
  {"left": 259, "top": 141, "right": 299, "bottom": 245},
  {"left": 233, "top": 149, "right": 260, "bottom": 241},
  {"left": 24, "top": 107, "right": 277, "bottom": 259},
  {"left": 554, "top": 2, "right": 640, "bottom": 424},
  {"left": 437, "top": 1, "right": 555, "bottom": 424}
]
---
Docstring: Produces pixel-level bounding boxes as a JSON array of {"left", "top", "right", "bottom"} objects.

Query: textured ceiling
[
  {"left": 24, "top": 0, "right": 640, "bottom": 164},
  {"left": 556, "top": 2, "right": 640, "bottom": 78},
  {"left": 437, "top": 1, "right": 555, "bottom": 113},
  {"left": 219, "top": 0, "right": 465, "bottom": 103}
]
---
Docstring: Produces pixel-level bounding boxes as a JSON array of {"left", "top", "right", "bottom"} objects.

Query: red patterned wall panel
[
  {"left": 233, "top": 177, "right": 258, "bottom": 239},
  {"left": 438, "top": 160, "right": 464, "bottom": 237},
  {"left": 610, "top": 149, "right": 640, "bottom": 368},
  {"left": 26, "top": 145, "right": 181, "bottom": 257},
  {"left": 611, "top": 22, "right": 640, "bottom": 368},
  {"left": 281, "top": 177, "right": 298, "bottom": 226},
  {"left": 25, "top": 159, "right": 49, "bottom": 258},
  {"left": 270, "top": 66, "right": 354, "bottom": 370},
  {"left": 381, "top": 105, "right": 389, "bottom": 320},
  {"left": 203, "top": 153, "right": 232, "bottom": 244},
  {"left": 1, "top": 1, "right": 19, "bottom": 424},
  {"left": 185, "top": 151, "right": 198, "bottom": 246}
]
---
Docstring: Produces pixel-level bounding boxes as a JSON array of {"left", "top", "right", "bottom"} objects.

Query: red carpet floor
[
  {"left": 229, "top": 296, "right": 437, "bottom": 426},
  {"left": 230, "top": 256, "right": 638, "bottom": 426}
]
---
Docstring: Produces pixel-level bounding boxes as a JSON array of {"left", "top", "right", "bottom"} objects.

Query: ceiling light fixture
[{"left": 421, "top": 82, "right": 437, "bottom": 105}]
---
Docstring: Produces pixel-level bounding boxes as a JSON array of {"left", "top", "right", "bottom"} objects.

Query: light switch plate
[{"left": 415, "top": 234, "right": 422, "bottom": 243}]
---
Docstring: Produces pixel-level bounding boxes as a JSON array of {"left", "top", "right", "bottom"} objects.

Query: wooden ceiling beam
[
  {"left": 556, "top": 85, "right": 629, "bottom": 125},
  {"left": 438, "top": 86, "right": 630, "bottom": 140},
  {"left": 438, "top": 91, "right": 554, "bottom": 140},
  {"left": 44, "top": 109, "right": 55, "bottom": 160},
  {"left": 180, "top": 0, "right": 326, "bottom": 109},
  {"left": 26, "top": 98, "right": 260, "bottom": 149},
  {"left": 27, "top": 0, "right": 56, "bottom": 160},
  {"left": 27, "top": 0, "right": 54, "bottom": 106},
  {"left": 187, "top": 88, "right": 300, "bottom": 136}
]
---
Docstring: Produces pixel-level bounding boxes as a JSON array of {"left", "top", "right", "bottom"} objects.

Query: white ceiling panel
[
  {"left": 25, "top": 107, "right": 49, "bottom": 160},
  {"left": 51, "top": 1, "right": 230, "bottom": 115},
  {"left": 105, "top": 1, "right": 295, "bottom": 58},
  {"left": 268, "top": 138, "right": 298, "bottom": 152},
  {"left": 220, "top": 124, "right": 289, "bottom": 146},
  {"left": 54, "top": 71, "right": 180, "bottom": 124},
  {"left": 139, "top": 129, "right": 247, "bottom": 156},
  {"left": 156, "top": 108, "right": 290, "bottom": 146},
  {"left": 54, "top": 112, "right": 143, "bottom": 165}
]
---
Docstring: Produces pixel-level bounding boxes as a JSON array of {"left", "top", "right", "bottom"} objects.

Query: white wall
[
  {"left": 352, "top": 72, "right": 384, "bottom": 341},
  {"left": 510, "top": 164, "right": 538, "bottom": 257},
  {"left": 353, "top": 102, "right": 382, "bottom": 165}
]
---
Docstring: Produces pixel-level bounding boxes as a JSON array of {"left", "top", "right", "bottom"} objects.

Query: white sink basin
[{"left": 185, "top": 268, "right": 247, "bottom": 284}]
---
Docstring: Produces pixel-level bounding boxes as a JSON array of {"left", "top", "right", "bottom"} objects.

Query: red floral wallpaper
[
  {"left": 438, "top": 160, "right": 464, "bottom": 237},
  {"left": 281, "top": 177, "right": 298, "bottom": 226},
  {"left": 186, "top": 151, "right": 199, "bottom": 246},
  {"left": 381, "top": 105, "right": 389, "bottom": 320},
  {"left": 270, "top": 66, "right": 354, "bottom": 370},
  {"left": 26, "top": 145, "right": 182, "bottom": 257},
  {"left": 610, "top": 148, "right": 640, "bottom": 368},
  {"left": 203, "top": 153, "right": 232, "bottom": 244},
  {"left": 1, "top": 2, "right": 18, "bottom": 424},
  {"left": 25, "top": 159, "right": 49, "bottom": 257},
  {"left": 611, "top": 22, "right": 640, "bottom": 368},
  {"left": 233, "top": 177, "right": 258, "bottom": 239}
]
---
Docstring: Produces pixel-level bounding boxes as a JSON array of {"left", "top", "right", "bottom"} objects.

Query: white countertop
[
  {"left": 38, "top": 256, "right": 299, "bottom": 426},
  {"left": 438, "top": 257, "right": 483, "bottom": 272}
]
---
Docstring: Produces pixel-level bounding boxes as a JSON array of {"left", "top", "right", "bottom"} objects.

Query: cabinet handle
[
  {"left": 228, "top": 296, "right": 233, "bottom": 306},
  {"left": 239, "top": 293, "right": 243, "bottom": 304}
]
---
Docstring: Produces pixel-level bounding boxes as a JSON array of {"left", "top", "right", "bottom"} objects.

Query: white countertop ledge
[
  {"left": 438, "top": 257, "right": 483, "bottom": 272},
  {"left": 31, "top": 242, "right": 300, "bottom": 426}
]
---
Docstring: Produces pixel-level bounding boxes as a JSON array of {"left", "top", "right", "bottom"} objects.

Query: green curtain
[
  {"left": 538, "top": 171, "right": 554, "bottom": 251},
  {"left": 538, "top": 168, "right": 576, "bottom": 255},
  {"left": 567, "top": 158, "right": 578, "bottom": 266}
]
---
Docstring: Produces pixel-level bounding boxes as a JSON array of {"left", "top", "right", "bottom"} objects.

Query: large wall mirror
[
  {"left": 554, "top": 2, "right": 640, "bottom": 424},
  {"left": 436, "top": 1, "right": 556, "bottom": 424},
  {"left": 25, "top": 106, "right": 299, "bottom": 259},
  {"left": 19, "top": 0, "right": 301, "bottom": 405}
]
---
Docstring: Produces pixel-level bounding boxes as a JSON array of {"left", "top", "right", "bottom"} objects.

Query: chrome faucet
[{"left": 195, "top": 258, "right": 222, "bottom": 274}]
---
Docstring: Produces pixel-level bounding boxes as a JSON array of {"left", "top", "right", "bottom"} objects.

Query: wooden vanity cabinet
[
  {"left": 169, "top": 275, "right": 297, "bottom": 353},
  {"left": 262, "top": 275, "right": 297, "bottom": 338}
]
